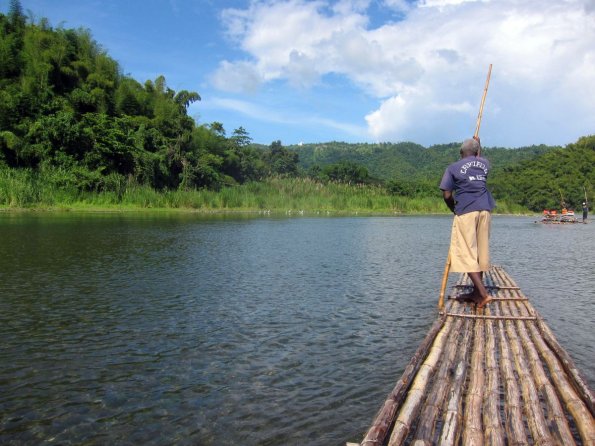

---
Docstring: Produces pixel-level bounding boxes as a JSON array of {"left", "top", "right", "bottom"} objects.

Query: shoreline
[{"left": 0, "top": 205, "right": 534, "bottom": 217}]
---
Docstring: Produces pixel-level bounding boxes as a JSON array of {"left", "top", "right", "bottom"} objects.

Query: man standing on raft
[{"left": 440, "top": 137, "right": 496, "bottom": 308}]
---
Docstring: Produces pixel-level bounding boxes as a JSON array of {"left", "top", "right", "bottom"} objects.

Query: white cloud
[
  {"left": 332, "top": 0, "right": 371, "bottom": 15},
  {"left": 206, "top": 97, "right": 293, "bottom": 124},
  {"left": 212, "top": 0, "right": 595, "bottom": 146},
  {"left": 206, "top": 96, "right": 367, "bottom": 137},
  {"left": 382, "top": 0, "right": 413, "bottom": 13},
  {"left": 310, "top": 116, "right": 367, "bottom": 137},
  {"left": 210, "top": 60, "right": 262, "bottom": 93},
  {"left": 418, "top": 0, "right": 485, "bottom": 8},
  {"left": 365, "top": 95, "right": 409, "bottom": 138}
]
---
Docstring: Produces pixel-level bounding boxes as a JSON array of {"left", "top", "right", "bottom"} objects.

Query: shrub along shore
[{"left": 0, "top": 169, "right": 529, "bottom": 215}]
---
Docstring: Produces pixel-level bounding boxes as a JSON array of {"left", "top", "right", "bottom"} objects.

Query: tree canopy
[
  {"left": 288, "top": 139, "right": 593, "bottom": 210},
  {"left": 0, "top": 4, "right": 295, "bottom": 192}
]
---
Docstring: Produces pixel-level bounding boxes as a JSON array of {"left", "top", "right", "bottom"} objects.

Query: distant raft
[
  {"left": 539, "top": 208, "right": 579, "bottom": 224},
  {"left": 351, "top": 265, "right": 594, "bottom": 446}
]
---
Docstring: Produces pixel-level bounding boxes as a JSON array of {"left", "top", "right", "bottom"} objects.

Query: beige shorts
[{"left": 449, "top": 210, "right": 491, "bottom": 273}]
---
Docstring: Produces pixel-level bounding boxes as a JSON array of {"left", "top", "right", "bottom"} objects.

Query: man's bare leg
[
  {"left": 468, "top": 271, "right": 492, "bottom": 308},
  {"left": 456, "top": 272, "right": 482, "bottom": 300}
]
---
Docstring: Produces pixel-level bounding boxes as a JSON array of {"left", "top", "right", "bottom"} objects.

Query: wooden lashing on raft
[{"left": 356, "top": 266, "right": 595, "bottom": 446}]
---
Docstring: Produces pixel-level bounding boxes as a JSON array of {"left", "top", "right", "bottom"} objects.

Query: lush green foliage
[
  {"left": 0, "top": 5, "right": 296, "bottom": 193},
  {"left": 288, "top": 139, "right": 593, "bottom": 211},
  {"left": 0, "top": 3, "right": 592, "bottom": 214},
  {"left": 490, "top": 135, "right": 595, "bottom": 210},
  {"left": 0, "top": 167, "right": 528, "bottom": 214},
  {"left": 288, "top": 141, "right": 557, "bottom": 182}
]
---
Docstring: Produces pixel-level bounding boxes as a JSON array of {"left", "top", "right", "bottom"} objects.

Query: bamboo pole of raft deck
[
  {"left": 444, "top": 313, "right": 536, "bottom": 320},
  {"left": 411, "top": 317, "right": 465, "bottom": 443},
  {"left": 508, "top": 298, "right": 576, "bottom": 444},
  {"left": 387, "top": 318, "right": 455, "bottom": 445},
  {"left": 503, "top": 301, "right": 555, "bottom": 444},
  {"left": 439, "top": 319, "right": 474, "bottom": 445},
  {"left": 438, "top": 64, "right": 492, "bottom": 311},
  {"left": 535, "top": 316, "right": 595, "bottom": 416},
  {"left": 523, "top": 310, "right": 595, "bottom": 443},
  {"left": 463, "top": 315, "right": 485, "bottom": 444},
  {"left": 484, "top": 312, "right": 505, "bottom": 445},
  {"left": 495, "top": 305, "right": 530, "bottom": 444},
  {"left": 360, "top": 316, "right": 446, "bottom": 446},
  {"left": 495, "top": 266, "right": 523, "bottom": 297},
  {"left": 501, "top": 273, "right": 595, "bottom": 418},
  {"left": 498, "top": 269, "right": 594, "bottom": 442}
]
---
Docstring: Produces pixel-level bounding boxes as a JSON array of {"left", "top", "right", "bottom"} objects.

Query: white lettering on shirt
[{"left": 460, "top": 160, "right": 488, "bottom": 175}]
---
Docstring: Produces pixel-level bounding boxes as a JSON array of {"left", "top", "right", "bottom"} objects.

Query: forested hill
[
  {"left": 489, "top": 136, "right": 594, "bottom": 211},
  {"left": 0, "top": 3, "right": 299, "bottom": 192},
  {"left": 286, "top": 139, "right": 594, "bottom": 211},
  {"left": 287, "top": 141, "right": 558, "bottom": 182}
]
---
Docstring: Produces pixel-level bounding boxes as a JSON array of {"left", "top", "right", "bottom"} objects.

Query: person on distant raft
[
  {"left": 583, "top": 202, "right": 589, "bottom": 223},
  {"left": 439, "top": 137, "right": 496, "bottom": 309}
]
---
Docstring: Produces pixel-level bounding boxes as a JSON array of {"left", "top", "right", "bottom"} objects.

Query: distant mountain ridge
[
  {"left": 285, "top": 141, "right": 559, "bottom": 182},
  {"left": 277, "top": 138, "right": 594, "bottom": 211}
]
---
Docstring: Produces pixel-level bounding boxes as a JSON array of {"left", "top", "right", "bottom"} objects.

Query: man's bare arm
[{"left": 443, "top": 190, "right": 455, "bottom": 214}]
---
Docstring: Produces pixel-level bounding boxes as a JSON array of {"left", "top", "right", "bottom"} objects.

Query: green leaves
[
  {"left": 321, "top": 160, "right": 369, "bottom": 184},
  {"left": 490, "top": 136, "right": 595, "bottom": 210}
]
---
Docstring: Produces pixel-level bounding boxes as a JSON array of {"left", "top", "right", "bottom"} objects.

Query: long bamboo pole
[
  {"left": 510, "top": 298, "right": 576, "bottom": 444},
  {"left": 438, "top": 64, "right": 492, "bottom": 311},
  {"left": 387, "top": 318, "right": 454, "bottom": 445},
  {"left": 463, "top": 315, "right": 488, "bottom": 444},
  {"left": 496, "top": 305, "right": 529, "bottom": 443},
  {"left": 360, "top": 316, "right": 446, "bottom": 446},
  {"left": 484, "top": 314, "right": 505, "bottom": 445},
  {"left": 412, "top": 318, "right": 464, "bottom": 442},
  {"left": 475, "top": 64, "right": 492, "bottom": 157},
  {"left": 504, "top": 301, "right": 555, "bottom": 444},
  {"left": 536, "top": 315, "right": 595, "bottom": 416},
  {"left": 439, "top": 319, "right": 473, "bottom": 445},
  {"left": 529, "top": 316, "right": 595, "bottom": 443}
]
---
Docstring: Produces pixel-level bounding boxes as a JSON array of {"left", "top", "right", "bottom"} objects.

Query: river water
[{"left": 0, "top": 213, "right": 593, "bottom": 445}]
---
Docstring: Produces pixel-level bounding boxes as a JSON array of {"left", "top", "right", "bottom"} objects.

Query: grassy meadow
[{"left": 0, "top": 168, "right": 528, "bottom": 215}]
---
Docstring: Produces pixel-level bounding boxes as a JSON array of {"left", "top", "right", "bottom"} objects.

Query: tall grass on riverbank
[{"left": 0, "top": 168, "right": 527, "bottom": 214}]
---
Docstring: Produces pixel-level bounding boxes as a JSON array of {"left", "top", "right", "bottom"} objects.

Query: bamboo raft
[{"left": 352, "top": 265, "right": 594, "bottom": 446}]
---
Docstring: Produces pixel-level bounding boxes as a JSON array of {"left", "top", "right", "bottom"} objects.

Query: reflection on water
[{"left": 0, "top": 213, "right": 593, "bottom": 445}]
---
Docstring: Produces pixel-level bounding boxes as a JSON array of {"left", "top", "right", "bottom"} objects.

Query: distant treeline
[
  {"left": 286, "top": 138, "right": 594, "bottom": 211},
  {"left": 1, "top": 2, "right": 593, "bottom": 212}
]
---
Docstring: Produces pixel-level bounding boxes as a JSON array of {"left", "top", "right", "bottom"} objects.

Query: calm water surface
[{"left": 0, "top": 213, "right": 593, "bottom": 445}]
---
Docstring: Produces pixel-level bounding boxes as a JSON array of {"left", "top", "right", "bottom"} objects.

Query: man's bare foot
[{"left": 476, "top": 295, "right": 493, "bottom": 309}]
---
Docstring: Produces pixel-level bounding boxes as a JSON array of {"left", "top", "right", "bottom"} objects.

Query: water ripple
[{"left": 0, "top": 214, "right": 592, "bottom": 445}]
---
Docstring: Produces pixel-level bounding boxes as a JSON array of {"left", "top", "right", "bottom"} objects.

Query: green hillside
[
  {"left": 285, "top": 139, "right": 593, "bottom": 211},
  {"left": 288, "top": 141, "right": 558, "bottom": 183},
  {"left": 490, "top": 136, "right": 595, "bottom": 210}
]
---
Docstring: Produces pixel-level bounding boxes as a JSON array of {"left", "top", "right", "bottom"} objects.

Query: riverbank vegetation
[
  {"left": 1, "top": 3, "right": 593, "bottom": 214},
  {"left": 0, "top": 171, "right": 530, "bottom": 214}
]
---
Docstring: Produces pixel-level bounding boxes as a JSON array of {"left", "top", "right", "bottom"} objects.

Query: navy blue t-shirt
[{"left": 439, "top": 155, "right": 496, "bottom": 215}]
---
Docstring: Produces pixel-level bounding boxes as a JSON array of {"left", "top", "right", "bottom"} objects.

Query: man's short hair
[{"left": 460, "top": 138, "right": 480, "bottom": 155}]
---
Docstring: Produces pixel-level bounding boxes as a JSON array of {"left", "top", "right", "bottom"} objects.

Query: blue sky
[{"left": 3, "top": 0, "right": 595, "bottom": 148}]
